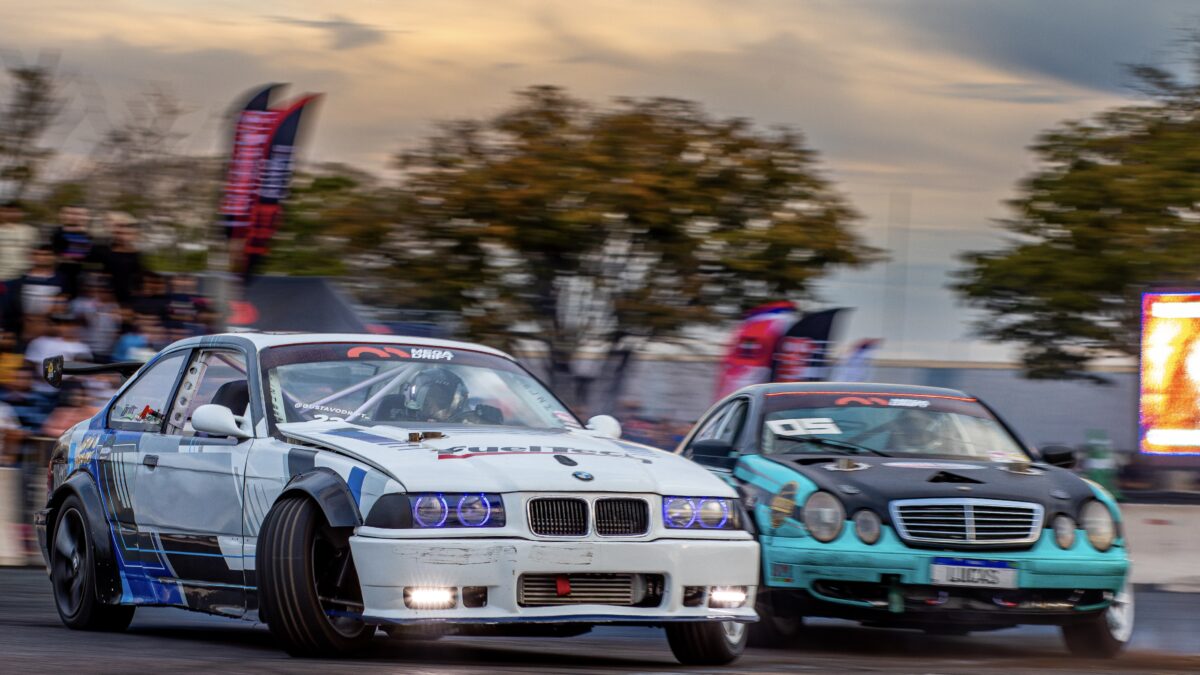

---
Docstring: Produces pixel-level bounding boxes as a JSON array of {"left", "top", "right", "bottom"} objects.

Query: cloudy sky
[{"left": 3, "top": 0, "right": 1196, "bottom": 361}]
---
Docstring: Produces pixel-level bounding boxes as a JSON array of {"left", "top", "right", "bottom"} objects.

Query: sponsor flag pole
[{"left": 212, "top": 84, "right": 283, "bottom": 330}]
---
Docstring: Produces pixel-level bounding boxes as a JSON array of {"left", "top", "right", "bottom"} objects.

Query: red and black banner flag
[
  {"left": 714, "top": 301, "right": 799, "bottom": 400},
  {"left": 218, "top": 85, "right": 320, "bottom": 277},
  {"left": 772, "top": 307, "right": 845, "bottom": 382},
  {"left": 219, "top": 84, "right": 280, "bottom": 232}
]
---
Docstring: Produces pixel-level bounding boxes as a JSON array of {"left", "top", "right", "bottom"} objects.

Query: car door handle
[{"left": 142, "top": 454, "right": 159, "bottom": 468}]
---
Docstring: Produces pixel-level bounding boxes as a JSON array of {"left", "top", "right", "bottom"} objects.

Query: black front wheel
[
  {"left": 748, "top": 589, "right": 804, "bottom": 648},
  {"left": 257, "top": 495, "right": 375, "bottom": 656},
  {"left": 50, "top": 495, "right": 135, "bottom": 631},
  {"left": 665, "top": 621, "right": 747, "bottom": 665},
  {"left": 1061, "top": 580, "right": 1134, "bottom": 658}
]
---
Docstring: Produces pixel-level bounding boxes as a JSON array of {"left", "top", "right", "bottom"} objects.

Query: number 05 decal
[{"left": 767, "top": 418, "right": 843, "bottom": 436}]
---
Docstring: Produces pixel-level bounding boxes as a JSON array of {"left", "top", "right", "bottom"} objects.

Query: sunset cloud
[{"left": 0, "top": 0, "right": 1193, "bottom": 358}]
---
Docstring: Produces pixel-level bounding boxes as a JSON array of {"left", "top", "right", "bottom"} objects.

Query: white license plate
[{"left": 930, "top": 558, "right": 1017, "bottom": 589}]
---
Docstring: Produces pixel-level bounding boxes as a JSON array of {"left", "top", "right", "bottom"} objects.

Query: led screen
[{"left": 1140, "top": 291, "right": 1200, "bottom": 455}]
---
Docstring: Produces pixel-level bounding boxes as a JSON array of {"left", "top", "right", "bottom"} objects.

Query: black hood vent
[{"left": 928, "top": 471, "right": 983, "bottom": 484}]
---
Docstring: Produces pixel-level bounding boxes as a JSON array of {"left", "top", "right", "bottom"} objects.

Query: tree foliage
[
  {"left": 955, "top": 41, "right": 1200, "bottom": 379},
  {"left": 390, "top": 86, "right": 878, "bottom": 407},
  {"left": 0, "top": 65, "right": 60, "bottom": 200}
]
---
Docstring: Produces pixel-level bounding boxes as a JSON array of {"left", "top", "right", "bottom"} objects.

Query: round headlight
[
  {"left": 413, "top": 494, "right": 449, "bottom": 528},
  {"left": 697, "top": 499, "right": 730, "bottom": 529},
  {"left": 802, "top": 491, "right": 845, "bottom": 543},
  {"left": 456, "top": 493, "right": 493, "bottom": 527},
  {"left": 853, "top": 510, "right": 881, "bottom": 545},
  {"left": 664, "top": 497, "right": 697, "bottom": 528},
  {"left": 1052, "top": 514, "right": 1077, "bottom": 549},
  {"left": 1081, "top": 500, "right": 1116, "bottom": 552}
]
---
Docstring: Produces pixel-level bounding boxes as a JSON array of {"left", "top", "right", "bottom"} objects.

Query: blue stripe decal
[
  {"left": 348, "top": 467, "right": 366, "bottom": 505},
  {"left": 129, "top": 547, "right": 242, "bottom": 558}
]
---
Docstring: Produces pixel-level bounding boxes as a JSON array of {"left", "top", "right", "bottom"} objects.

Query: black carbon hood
[{"left": 763, "top": 455, "right": 1098, "bottom": 523}]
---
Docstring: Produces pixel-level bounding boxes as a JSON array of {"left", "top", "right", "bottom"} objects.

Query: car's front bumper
[
  {"left": 349, "top": 535, "right": 759, "bottom": 625},
  {"left": 762, "top": 527, "right": 1128, "bottom": 624}
]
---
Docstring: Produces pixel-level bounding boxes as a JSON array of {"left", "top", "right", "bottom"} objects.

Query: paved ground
[{"left": 1, "top": 568, "right": 1197, "bottom": 674}]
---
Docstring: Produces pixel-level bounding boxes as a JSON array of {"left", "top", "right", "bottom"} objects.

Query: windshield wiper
[{"left": 777, "top": 437, "right": 890, "bottom": 457}]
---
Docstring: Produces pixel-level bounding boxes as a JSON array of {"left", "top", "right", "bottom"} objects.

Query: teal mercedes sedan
[{"left": 676, "top": 382, "right": 1131, "bottom": 658}]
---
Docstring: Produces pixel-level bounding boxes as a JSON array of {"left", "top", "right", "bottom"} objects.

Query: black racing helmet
[{"left": 402, "top": 367, "right": 468, "bottom": 422}]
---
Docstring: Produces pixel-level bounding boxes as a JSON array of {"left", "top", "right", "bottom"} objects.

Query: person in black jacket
[{"left": 50, "top": 205, "right": 94, "bottom": 299}]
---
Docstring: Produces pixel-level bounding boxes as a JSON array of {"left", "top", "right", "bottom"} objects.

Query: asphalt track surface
[{"left": 1, "top": 569, "right": 1197, "bottom": 674}]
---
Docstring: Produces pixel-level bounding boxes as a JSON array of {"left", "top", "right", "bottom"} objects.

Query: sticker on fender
[{"left": 930, "top": 557, "right": 1017, "bottom": 589}]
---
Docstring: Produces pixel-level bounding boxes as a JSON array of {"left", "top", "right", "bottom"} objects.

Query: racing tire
[
  {"left": 50, "top": 495, "right": 135, "bottom": 631},
  {"left": 748, "top": 590, "right": 804, "bottom": 648},
  {"left": 665, "top": 621, "right": 748, "bottom": 665},
  {"left": 1061, "top": 579, "right": 1134, "bottom": 659},
  {"left": 258, "top": 495, "right": 375, "bottom": 657}
]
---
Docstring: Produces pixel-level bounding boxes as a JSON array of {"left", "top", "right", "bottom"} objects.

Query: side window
[
  {"left": 167, "top": 350, "right": 250, "bottom": 436},
  {"left": 715, "top": 400, "right": 748, "bottom": 446},
  {"left": 692, "top": 405, "right": 733, "bottom": 444},
  {"left": 108, "top": 351, "right": 188, "bottom": 432}
]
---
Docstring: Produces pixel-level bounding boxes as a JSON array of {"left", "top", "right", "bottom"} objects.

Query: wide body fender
[{"left": 44, "top": 471, "right": 124, "bottom": 604}]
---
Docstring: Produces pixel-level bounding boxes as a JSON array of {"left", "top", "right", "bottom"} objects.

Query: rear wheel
[
  {"left": 258, "top": 496, "right": 375, "bottom": 656},
  {"left": 50, "top": 495, "right": 135, "bottom": 631},
  {"left": 1061, "top": 579, "right": 1134, "bottom": 658},
  {"left": 665, "top": 621, "right": 747, "bottom": 665}
]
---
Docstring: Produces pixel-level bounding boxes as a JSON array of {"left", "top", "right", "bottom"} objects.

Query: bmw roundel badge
[{"left": 573, "top": 471, "right": 594, "bottom": 482}]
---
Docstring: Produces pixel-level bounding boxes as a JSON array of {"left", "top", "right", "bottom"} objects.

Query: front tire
[
  {"left": 1061, "top": 579, "right": 1134, "bottom": 658},
  {"left": 748, "top": 589, "right": 804, "bottom": 648},
  {"left": 50, "top": 495, "right": 135, "bottom": 631},
  {"left": 258, "top": 495, "right": 375, "bottom": 656},
  {"left": 665, "top": 621, "right": 748, "bottom": 665}
]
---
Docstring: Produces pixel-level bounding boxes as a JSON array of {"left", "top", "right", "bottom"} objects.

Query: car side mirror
[
  {"left": 192, "top": 404, "right": 252, "bottom": 440},
  {"left": 586, "top": 414, "right": 622, "bottom": 439},
  {"left": 1039, "top": 444, "right": 1076, "bottom": 469},
  {"left": 690, "top": 438, "right": 737, "bottom": 470}
]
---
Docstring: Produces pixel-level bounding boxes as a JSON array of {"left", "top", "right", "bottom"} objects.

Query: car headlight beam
[
  {"left": 1080, "top": 500, "right": 1116, "bottom": 552},
  {"left": 1052, "top": 514, "right": 1077, "bottom": 549},
  {"left": 410, "top": 492, "right": 506, "bottom": 528},
  {"left": 802, "top": 491, "right": 845, "bottom": 543},
  {"left": 853, "top": 509, "right": 882, "bottom": 545},
  {"left": 663, "top": 496, "right": 739, "bottom": 530}
]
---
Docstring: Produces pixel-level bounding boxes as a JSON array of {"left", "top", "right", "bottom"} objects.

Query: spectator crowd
[{"left": 0, "top": 200, "right": 219, "bottom": 464}]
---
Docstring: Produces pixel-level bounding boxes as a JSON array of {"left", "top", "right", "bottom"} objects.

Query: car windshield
[
  {"left": 759, "top": 391, "right": 1029, "bottom": 462},
  {"left": 260, "top": 343, "right": 579, "bottom": 430}
]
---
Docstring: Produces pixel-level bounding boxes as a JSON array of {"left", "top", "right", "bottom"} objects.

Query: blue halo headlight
[
  {"left": 457, "top": 493, "right": 493, "bottom": 527},
  {"left": 697, "top": 499, "right": 729, "bottom": 529},
  {"left": 664, "top": 497, "right": 697, "bottom": 528},
  {"left": 409, "top": 493, "right": 505, "bottom": 528},
  {"left": 413, "top": 494, "right": 449, "bottom": 528},
  {"left": 663, "top": 496, "right": 739, "bottom": 529}
]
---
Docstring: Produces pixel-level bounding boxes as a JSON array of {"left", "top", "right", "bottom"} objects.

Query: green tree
[
  {"left": 390, "top": 86, "right": 878, "bottom": 408},
  {"left": 955, "top": 43, "right": 1200, "bottom": 379},
  {"left": 264, "top": 162, "right": 394, "bottom": 278},
  {"left": 0, "top": 65, "right": 60, "bottom": 200}
]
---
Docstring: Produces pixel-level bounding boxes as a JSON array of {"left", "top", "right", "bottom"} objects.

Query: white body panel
[{"left": 279, "top": 420, "right": 734, "bottom": 496}]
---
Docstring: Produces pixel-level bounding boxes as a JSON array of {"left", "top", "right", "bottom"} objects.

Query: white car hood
[{"left": 278, "top": 421, "right": 733, "bottom": 496}]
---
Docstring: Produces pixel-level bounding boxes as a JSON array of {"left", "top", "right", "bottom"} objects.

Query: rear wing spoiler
[{"left": 42, "top": 356, "right": 145, "bottom": 389}]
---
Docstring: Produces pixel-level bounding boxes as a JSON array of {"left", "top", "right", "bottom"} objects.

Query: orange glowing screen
[{"left": 1140, "top": 292, "right": 1200, "bottom": 455}]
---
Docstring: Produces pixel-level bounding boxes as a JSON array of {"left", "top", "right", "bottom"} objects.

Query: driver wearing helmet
[
  {"left": 887, "top": 409, "right": 946, "bottom": 454},
  {"left": 401, "top": 367, "right": 469, "bottom": 422}
]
